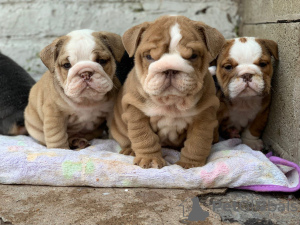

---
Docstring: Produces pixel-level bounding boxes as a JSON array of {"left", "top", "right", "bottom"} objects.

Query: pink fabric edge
[{"left": 234, "top": 152, "right": 300, "bottom": 192}]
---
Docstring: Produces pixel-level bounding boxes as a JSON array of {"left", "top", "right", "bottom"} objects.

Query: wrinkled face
[
  {"left": 216, "top": 37, "right": 275, "bottom": 99},
  {"left": 50, "top": 30, "right": 115, "bottom": 102},
  {"left": 135, "top": 18, "right": 210, "bottom": 104}
]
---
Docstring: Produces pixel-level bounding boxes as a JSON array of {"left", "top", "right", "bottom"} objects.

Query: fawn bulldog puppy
[
  {"left": 110, "top": 16, "right": 225, "bottom": 169},
  {"left": 25, "top": 29, "right": 124, "bottom": 149},
  {"left": 213, "top": 37, "right": 278, "bottom": 150}
]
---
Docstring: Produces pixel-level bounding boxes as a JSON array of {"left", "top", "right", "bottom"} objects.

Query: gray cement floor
[{"left": 0, "top": 185, "right": 299, "bottom": 225}]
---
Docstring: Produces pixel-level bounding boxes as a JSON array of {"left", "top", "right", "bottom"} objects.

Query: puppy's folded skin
[
  {"left": 25, "top": 30, "right": 124, "bottom": 149},
  {"left": 110, "top": 16, "right": 225, "bottom": 169}
]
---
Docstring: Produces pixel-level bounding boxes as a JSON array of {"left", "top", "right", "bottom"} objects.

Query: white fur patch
[
  {"left": 150, "top": 116, "right": 193, "bottom": 145},
  {"left": 229, "top": 37, "right": 262, "bottom": 65},
  {"left": 169, "top": 23, "right": 182, "bottom": 53},
  {"left": 67, "top": 100, "right": 114, "bottom": 135},
  {"left": 208, "top": 66, "right": 217, "bottom": 76},
  {"left": 227, "top": 96, "right": 262, "bottom": 131},
  {"left": 227, "top": 37, "right": 265, "bottom": 98},
  {"left": 241, "top": 128, "right": 263, "bottom": 150},
  {"left": 66, "top": 29, "right": 96, "bottom": 64}
]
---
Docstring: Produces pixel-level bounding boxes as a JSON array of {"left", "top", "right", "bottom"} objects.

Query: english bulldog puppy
[
  {"left": 214, "top": 37, "right": 278, "bottom": 150},
  {"left": 110, "top": 16, "right": 225, "bottom": 169},
  {"left": 25, "top": 29, "right": 124, "bottom": 149}
]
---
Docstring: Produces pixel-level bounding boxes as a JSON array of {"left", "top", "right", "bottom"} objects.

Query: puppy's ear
[
  {"left": 122, "top": 22, "right": 150, "bottom": 57},
  {"left": 192, "top": 22, "right": 226, "bottom": 62},
  {"left": 96, "top": 32, "right": 125, "bottom": 62},
  {"left": 257, "top": 39, "right": 279, "bottom": 60},
  {"left": 40, "top": 36, "right": 67, "bottom": 73}
]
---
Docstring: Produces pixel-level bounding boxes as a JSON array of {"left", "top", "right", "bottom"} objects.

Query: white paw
[{"left": 242, "top": 138, "right": 264, "bottom": 151}]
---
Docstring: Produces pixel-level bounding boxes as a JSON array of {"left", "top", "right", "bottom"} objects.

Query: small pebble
[
  {"left": 125, "top": 189, "right": 128, "bottom": 192},
  {"left": 103, "top": 193, "right": 110, "bottom": 195}
]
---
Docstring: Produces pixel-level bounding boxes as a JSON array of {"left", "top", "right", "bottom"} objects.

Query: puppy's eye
[
  {"left": 259, "top": 62, "right": 267, "bottom": 68},
  {"left": 146, "top": 54, "right": 154, "bottom": 61},
  {"left": 189, "top": 54, "right": 198, "bottom": 60},
  {"left": 224, "top": 64, "right": 233, "bottom": 71},
  {"left": 96, "top": 58, "right": 108, "bottom": 65},
  {"left": 63, "top": 63, "right": 72, "bottom": 69}
]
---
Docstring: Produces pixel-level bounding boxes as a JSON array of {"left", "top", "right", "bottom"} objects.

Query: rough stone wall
[
  {"left": 240, "top": 0, "right": 300, "bottom": 164},
  {"left": 0, "top": 0, "right": 240, "bottom": 80}
]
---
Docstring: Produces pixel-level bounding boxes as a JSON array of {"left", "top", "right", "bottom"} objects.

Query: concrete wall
[
  {"left": 240, "top": 0, "right": 300, "bottom": 164},
  {"left": 0, "top": 0, "right": 240, "bottom": 80}
]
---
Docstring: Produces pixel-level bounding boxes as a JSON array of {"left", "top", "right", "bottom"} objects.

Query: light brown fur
[
  {"left": 110, "top": 16, "right": 225, "bottom": 169},
  {"left": 25, "top": 31, "right": 124, "bottom": 149}
]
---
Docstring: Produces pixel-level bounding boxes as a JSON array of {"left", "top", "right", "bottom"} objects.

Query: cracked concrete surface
[
  {"left": 0, "top": 185, "right": 227, "bottom": 225},
  {"left": 1, "top": 185, "right": 300, "bottom": 225}
]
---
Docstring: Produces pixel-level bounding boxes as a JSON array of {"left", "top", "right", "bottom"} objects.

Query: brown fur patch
[{"left": 239, "top": 37, "right": 247, "bottom": 43}]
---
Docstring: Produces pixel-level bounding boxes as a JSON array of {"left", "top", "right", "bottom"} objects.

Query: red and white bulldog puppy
[
  {"left": 213, "top": 37, "right": 279, "bottom": 150},
  {"left": 110, "top": 16, "right": 225, "bottom": 169}
]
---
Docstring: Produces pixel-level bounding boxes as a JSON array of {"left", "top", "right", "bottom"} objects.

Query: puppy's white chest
[
  {"left": 228, "top": 97, "right": 262, "bottom": 130},
  {"left": 150, "top": 116, "right": 193, "bottom": 146},
  {"left": 68, "top": 102, "right": 113, "bottom": 133}
]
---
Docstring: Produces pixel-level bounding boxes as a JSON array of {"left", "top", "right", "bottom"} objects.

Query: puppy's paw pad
[
  {"left": 134, "top": 156, "right": 166, "bottom": 169},
  {"left": 242, "top": 138, "right": 263, "bottom": 151},
  {"left": 176, "top": 160, "right": 206, "bottom": 169},
  {"left": 69, "top": 138, "right": 90, "bottom": 150},
  {"left": 120, "top": 148, "right": 135, "bottom": 156}
]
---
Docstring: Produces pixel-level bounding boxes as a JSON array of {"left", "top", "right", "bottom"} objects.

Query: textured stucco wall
[
  {"left": 0, "top": 0, "right": 240, "bottom": 80},
  {"left": 240, "top": 0, "right": 300, "bottom": 164}
]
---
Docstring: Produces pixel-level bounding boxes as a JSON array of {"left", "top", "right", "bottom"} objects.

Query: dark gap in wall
[{"left": 244, "top": 19, "right": 300, "bottom": 25}]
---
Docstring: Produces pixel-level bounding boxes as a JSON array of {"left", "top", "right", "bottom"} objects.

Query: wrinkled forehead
[
  {"left": 229, "top": 37, "right": 262, "bottom": 64},
  {"left": 63, "top": 30, "right": 107, "bottom": 63},
  {"left": 141, "top": 16, "right": 201, "bottom": 52}
]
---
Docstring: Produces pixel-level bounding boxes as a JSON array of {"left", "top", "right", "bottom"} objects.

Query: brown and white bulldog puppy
[
  {"left": 25, "top": 29, "right": 124, "bottom": 149},
  {"left": 110, "top": 16, "right": 225, "bottom": 169},
  {"left": 214, "top": 37, "right": 278, "bottom": 150}
]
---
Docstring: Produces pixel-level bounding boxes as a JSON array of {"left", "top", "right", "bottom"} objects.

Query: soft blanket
[{"left": 0, "top": 135, "right": 299, "bottom": 192}]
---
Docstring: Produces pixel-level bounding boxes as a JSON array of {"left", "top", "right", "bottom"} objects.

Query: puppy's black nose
[
  {"left": 163, "top": 69, "right": 179, "bottom": 77},
  {"left": 80, "top": 71, "right": 93, "bottom": 81},
  {"left": 242, "top": 73, "right": 253, "bottom": 82}
]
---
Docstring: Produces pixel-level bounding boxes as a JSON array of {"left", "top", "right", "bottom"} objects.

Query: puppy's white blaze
[
  {"left": 169, "top": 23, "right": 182, "bottom": 53},
  {"left": 230, "top": 37, "right": 262, "bottom": 64},
  {"left": 66, "top": 29, "right": 96, "bottom": 63}
]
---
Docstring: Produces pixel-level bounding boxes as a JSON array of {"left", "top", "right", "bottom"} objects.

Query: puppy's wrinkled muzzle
[
  {"left": 145, "top": 54, "right": 195, "bottom": 96},
  {"left": 64, "top": 61, "right": 113, "bottom": 98},
  {"left": 228, "top": 66, "right": 264, "bottom": 98}
]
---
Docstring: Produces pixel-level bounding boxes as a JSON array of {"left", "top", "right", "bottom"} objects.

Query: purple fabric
[{"left": 236, "top": 152, "right": 300, "bottom": 192}]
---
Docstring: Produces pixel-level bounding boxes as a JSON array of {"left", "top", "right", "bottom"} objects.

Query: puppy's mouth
[
  {"left": 228, "top": 73, "right": 265, "bottom": 98},
  {"left": 146, "top": 72, "right": 196, "bottom": 96},
  {"left": 64, "top": 61, "right": 113, "bottom": 99}
]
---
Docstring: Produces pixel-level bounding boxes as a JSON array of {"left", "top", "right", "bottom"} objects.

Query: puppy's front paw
[
  {"left": 242, "top": 138, "right": 263, "bottom": 151},
  {"left": 134, "top": 155, "right": 166, "bottom": 169},
  {"left": 120, "top": 148, "right": 135, "bottom": 156},
  {"left": 176, "top": 160, "right": 206, "bottom": 169},
  {"left": 69, "top": 137, "right": 90, "bottom": 150}
]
